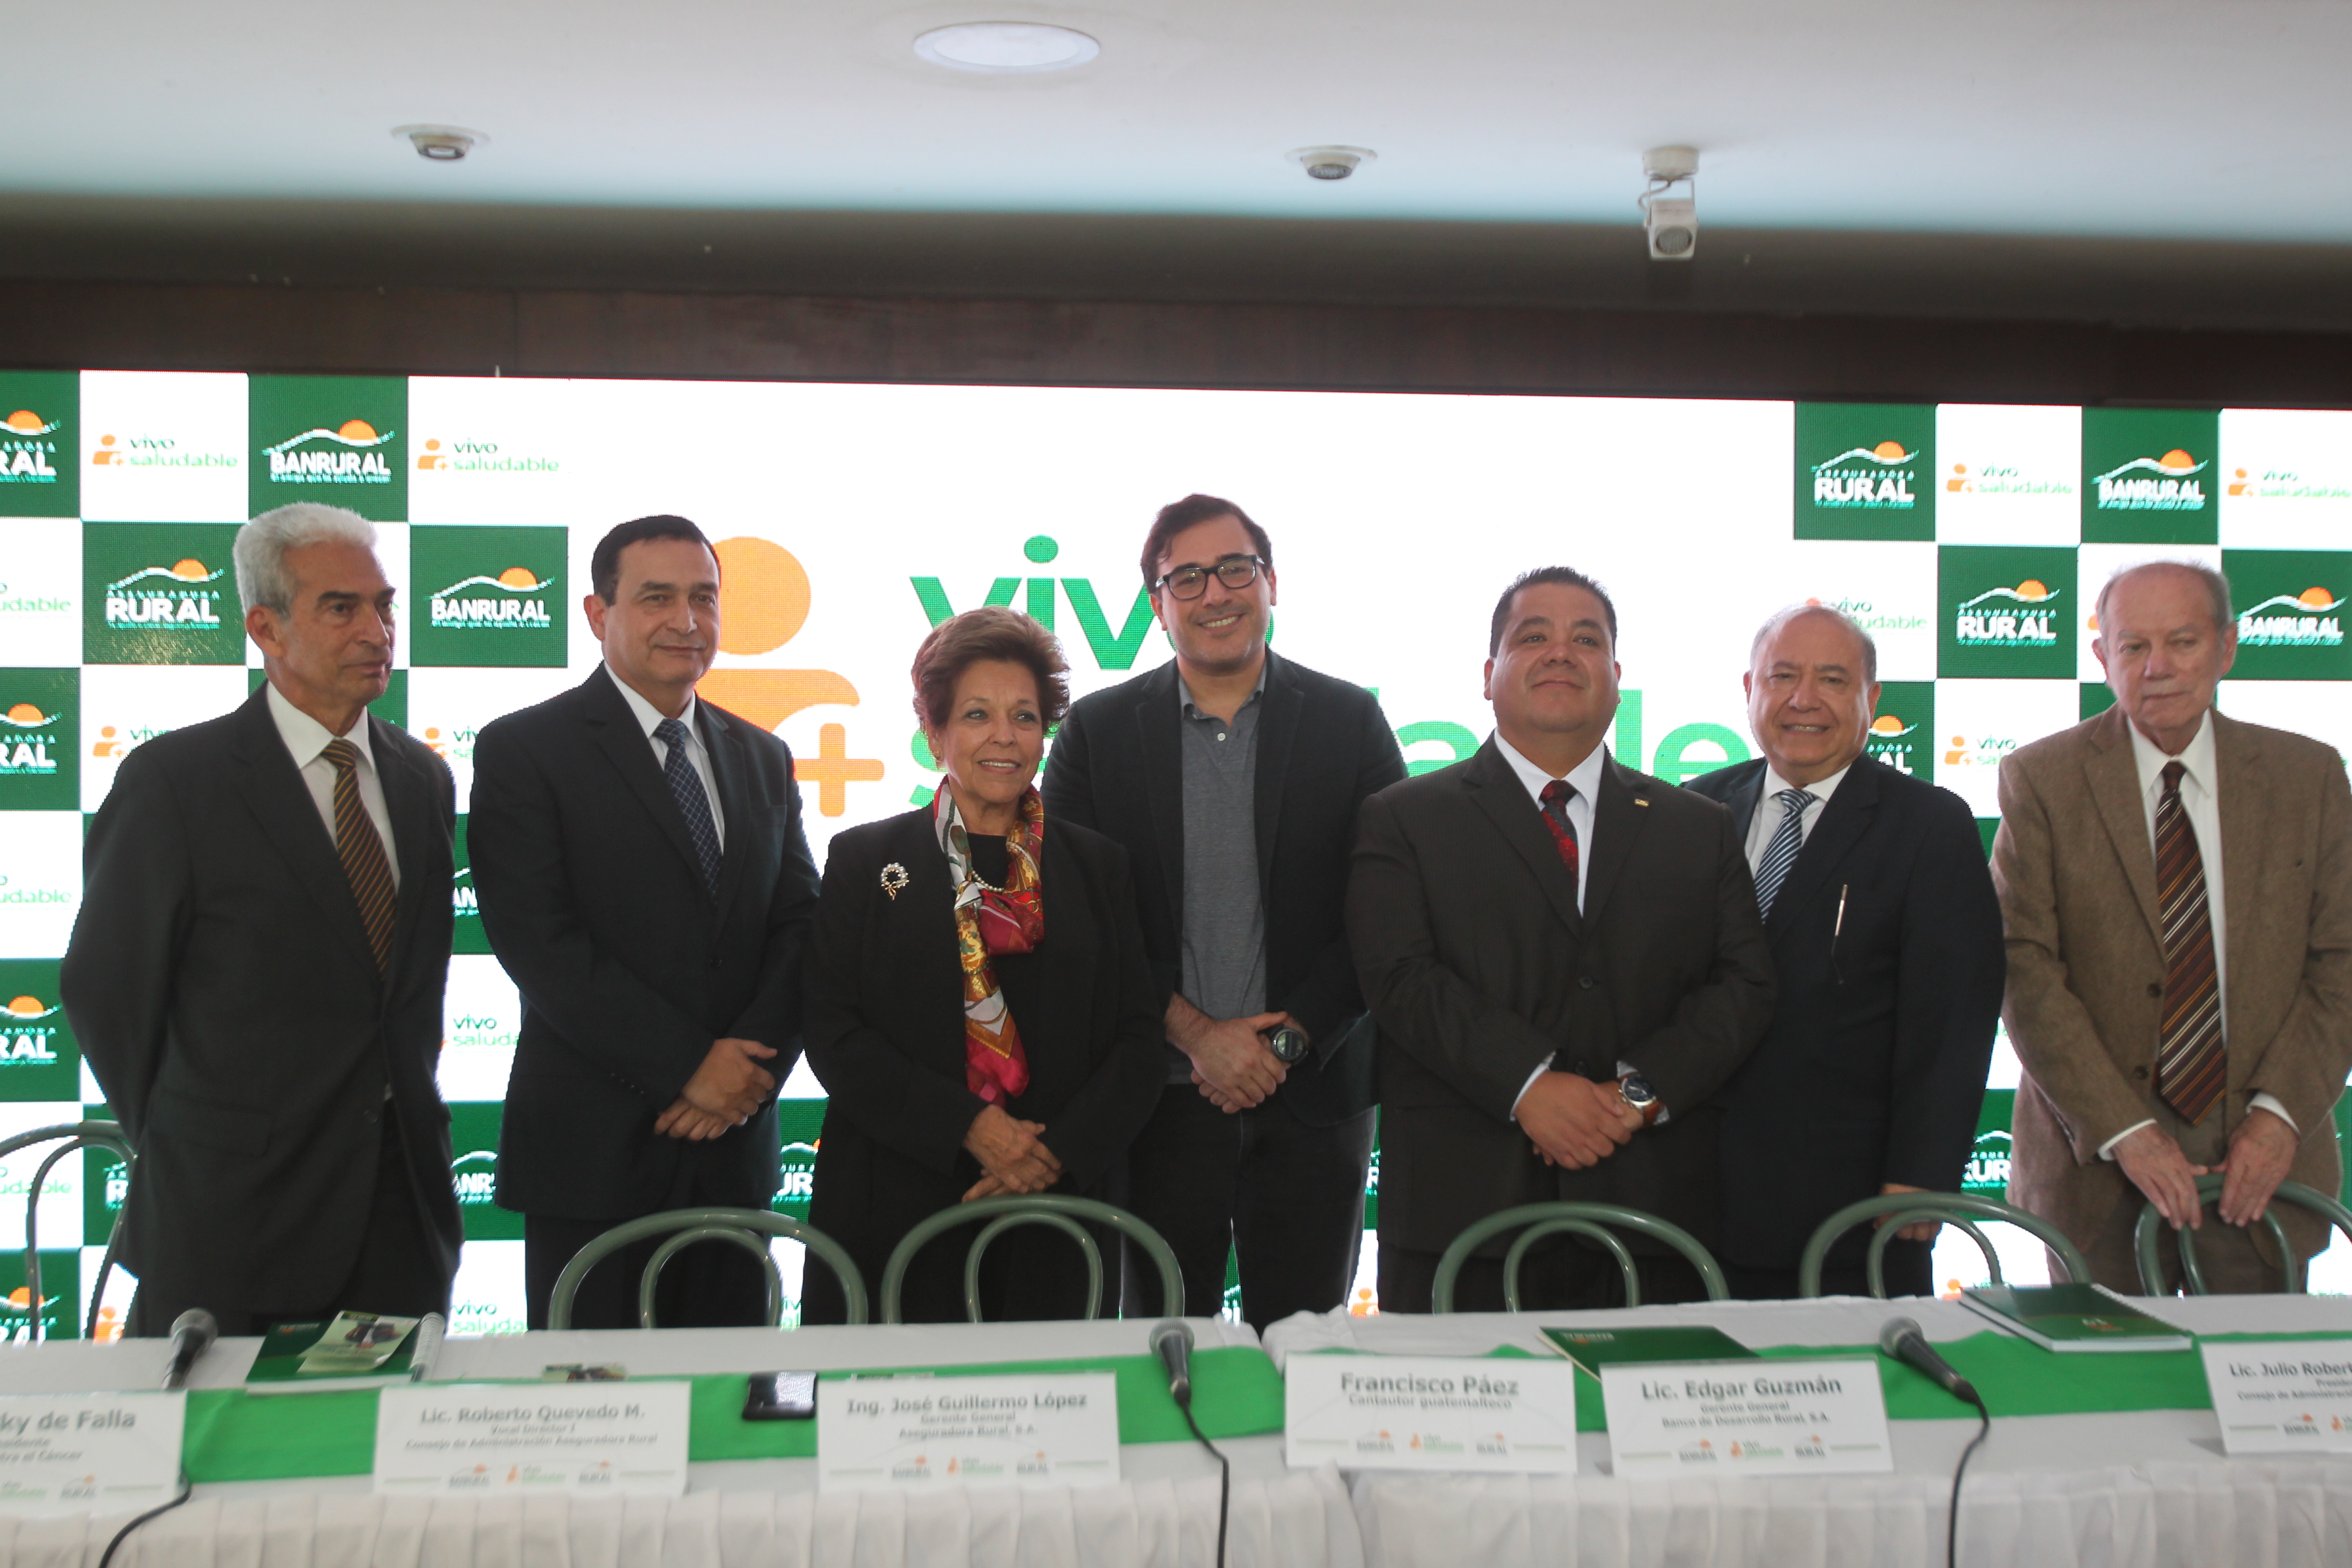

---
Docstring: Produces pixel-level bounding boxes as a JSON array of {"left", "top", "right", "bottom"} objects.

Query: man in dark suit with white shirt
[
  {"left": 1687, "top": 605, "right": 2003, "bottom": 1298},
  {"left": 1347, "top": 566, "right": 1775, "bottom": 1312},
  {"left": 470, "top": 514, "right": 821, "bottom": 1329},
  {"left": 64, "top": 503, "right": 463, "bottom": 1335}
]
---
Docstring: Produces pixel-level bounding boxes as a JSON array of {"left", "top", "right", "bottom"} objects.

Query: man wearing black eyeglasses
[{"left": 1045, "top": 493, "right": 1404, "bottom": 1327}]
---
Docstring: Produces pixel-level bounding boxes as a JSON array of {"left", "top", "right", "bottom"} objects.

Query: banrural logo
[
  {"left": 2237, "top": 586, "right": 2344, "bottom": 648},
  {"left": 1961, "top": 1128, "right": 2013, "bottom": 1195},
  {"left": 414, "top": 437, "right": 560, "bottom": 474},
  {"left": 429, "top": 567, "right": 554, "bottom": 630},
  {"left": 91, "top": 432, "right": 237, "bottom": 472},
  {"left": 264, "top": 418, "right": 395, "bottom": 485},
  {"left": 452, "top": 1148, "right": 498, "bottom": 1207},
  {"left": 0, "top": 410, "right": 61, "bottom": 484},
  {"left": 1954, "top": 580, "right": 2060, "bottom": 647},
  {"left": 1794, "top": 404, "right": 1936, "bottom": 540},
  {"left": 2093, "top": 449, "right": 2206, "bottom": 513}
]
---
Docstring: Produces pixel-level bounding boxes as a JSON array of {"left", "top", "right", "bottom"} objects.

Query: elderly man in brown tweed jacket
[{"left": 1993, "top": 561, "right": 2352, "bottom": 1292}]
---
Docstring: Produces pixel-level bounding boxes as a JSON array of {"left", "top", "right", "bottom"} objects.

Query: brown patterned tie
[
  {"left": 2154, "top": 760, "right": 2225, "bottom": 1124},
  {"left": 322, "top": 738, "right": 397, "bottom": 975}
]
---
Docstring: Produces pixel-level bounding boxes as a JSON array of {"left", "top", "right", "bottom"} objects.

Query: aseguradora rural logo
[
  {"left": 1937, "top": 547, "right": 2076, "bottom": 678},
  {"left": 1861, "top": 683, "right": 1932, "bottom": 780},
  {"left": 411, "top": 527, "right": 566, "bottom": 667},
  {"left": 249, "top": 375, "right": 407, "bottom": 520},
  {"left": 0, "top": 672, "right": 78, "bottom": 810},
  {"left": 83, "top": 523, "right": 245, "bottom": 664},
  {"left": 0, "top": 371, "right": 77, "bottom": 515},
  {"left": 1793, "top": 403, "right": 1935, "bottom": 540},
  {"left": 2081, "top": 407, "right": 2219, "bottom": 544},
  {"left": 0, "top": 962, "right": 79, "bottom": 1101},
  {"left": 2223, "top": 550, "right": 2352, "bottom": 679}
]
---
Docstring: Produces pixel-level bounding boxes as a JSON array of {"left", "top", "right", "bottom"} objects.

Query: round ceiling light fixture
[
  {"left": 392, "top": 124, "right": 489, "bottom": 162},
  {"left": 1288, "top": 146, "right": 1376, "bottom": 182},
  {"left": 913, "top": 22, "right": 1100, "bottom": 74}
]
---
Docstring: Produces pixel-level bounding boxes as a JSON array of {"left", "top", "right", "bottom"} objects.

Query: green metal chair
[
  {"left": 1431, "top": 1201, "right": 1729, "bottom": 1311},
  {"left": 1797, "top": 1190, "right": 2092, "bottom": 1298},
  {"left": 2133, "top": 1175, "right": 2352, "bottom": 1295},
  {"left": 0, "top": 1121, "right": 133, "bottom": 1343},
  {"left": 547, "top": 1207, "right": 870, "bottom": 1329},
  {"left": 879, "top": 1194, "right": 1185, "bottom": 1324}
]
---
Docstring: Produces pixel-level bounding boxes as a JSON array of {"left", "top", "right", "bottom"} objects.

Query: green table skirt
[{"left": 183, "top": 1346, "right": 1286, "bottom": 1485}]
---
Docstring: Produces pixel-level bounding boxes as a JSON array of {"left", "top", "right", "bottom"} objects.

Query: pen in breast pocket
[{"left": 1831, "top": 884, "right": 1849, "bottom": 986}]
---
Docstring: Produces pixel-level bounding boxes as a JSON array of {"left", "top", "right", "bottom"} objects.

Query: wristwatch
[
  {"left": 1617, "top": 1072, "right": 1664, "bottom": 1127},
  {"left": 1265, "top": 1025, "right": 1312, "bottom": 1065}
]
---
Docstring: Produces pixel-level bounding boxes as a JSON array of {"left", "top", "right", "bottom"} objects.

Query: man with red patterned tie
[
  {"left": 1346, "top": 567, "right": 1775, "bottom": 1312},
  {"left": 1997, "top": 561, "right": 2352, "bottom": 1292}
]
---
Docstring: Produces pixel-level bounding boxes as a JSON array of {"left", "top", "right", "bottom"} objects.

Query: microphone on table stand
[
  {"left": 1152, "top": 1320, "right": 1227, "bottom": 1568},
  {"left": 159, "top": 1309, "right": 218, "bottom": 1392},
  {"left": 1878, "top": 1315, "right": 1990, "bottom": 1568}
]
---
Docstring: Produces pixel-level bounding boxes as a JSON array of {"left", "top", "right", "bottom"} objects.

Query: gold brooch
[{"left": 880, "top": 862, "right": 910, "bottom": 901}]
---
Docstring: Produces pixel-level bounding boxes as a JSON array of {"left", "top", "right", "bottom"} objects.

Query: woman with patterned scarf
[{"left": 800, "top": 607, "right": 1164, "bottom": 1323}]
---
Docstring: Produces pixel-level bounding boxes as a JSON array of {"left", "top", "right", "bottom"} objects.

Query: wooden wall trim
[{"left": 12, "top": 279, "right": 2351, "bottom": 407}]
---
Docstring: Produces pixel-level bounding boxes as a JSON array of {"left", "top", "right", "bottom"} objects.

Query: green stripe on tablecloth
[
  {"left": 1469, "top": 1329, "right": 2352, "bottom": 1431},
  {"left": 181, "top": 1345, "right": 1283, "bottom": 1484}
]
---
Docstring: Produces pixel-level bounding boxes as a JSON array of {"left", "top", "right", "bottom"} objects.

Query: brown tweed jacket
[{"left": 1991, "top": 705, "right": 2352, "bottom": 1265}]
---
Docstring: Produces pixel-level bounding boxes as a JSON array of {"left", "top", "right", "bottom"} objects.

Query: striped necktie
[
  {"left": 654, "top": 716, "right": 723, "bottom": 896},
  {"left": 2155, "top": 760, "right": 2226, "bottom": 1124},
  {"left": 320, "top": 738, "right": 396, "bottom": 975},
  {"left": 1753, "top": 787, "right": 1815, "bottom": 918}
]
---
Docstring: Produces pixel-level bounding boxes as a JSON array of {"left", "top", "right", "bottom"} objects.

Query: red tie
[{"left": 1538, "top": 779, "right": 1580, "bottom": 887}]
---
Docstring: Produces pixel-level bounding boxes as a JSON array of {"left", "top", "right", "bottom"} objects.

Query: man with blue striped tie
[
  {"left": 470, "top": 515, "right": 821, "bottom": 1329},
  {"left": 1689, "top": 604, "right": 2003, "bottom": 1299}
]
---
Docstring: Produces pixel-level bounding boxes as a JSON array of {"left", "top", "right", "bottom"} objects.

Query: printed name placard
[
  {"left": 374, "top": 1382, "right": 690, "bottom": 1497},
  {"left": 1601, "top": 1358, "right": 1892, "bottom": 1477},
  {"left": 0, "top": 1392, "right": 186, "bottom": 1516},
  {"left": 2201, "top": 1339, "right": 2352, "bottom": 1454},
  {"left": 1284, "top": 1354, "right": 1579, "bottom": 1474},
  {"left": 818, "top": 1372, "right": 1120, "bottom": 1492}
]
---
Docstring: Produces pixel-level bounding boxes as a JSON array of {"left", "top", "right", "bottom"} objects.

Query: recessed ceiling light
[{"left": 914, "top": 21, "right": 1100, "bottom": 74}]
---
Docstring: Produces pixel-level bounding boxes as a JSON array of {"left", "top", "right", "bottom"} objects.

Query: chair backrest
[
  {"left": 0, "top": 1121, "right": 133, "bottom": 1343},
  {"left": 1431, "top": 1201, "right": 1729, "bottom": 1312},
  {"left": 2133, "top": 1175, "right": 2352, "bottom": 1295},
  {"left": 547, "top": 1207, "right": 870, "bottom": 1329},
  {"left": 878, "top": 1194, "right": 1184, "bottom": 1324},
  {"left": 1796, "top": 1190, "right": 2093, "bottom": 1298}
]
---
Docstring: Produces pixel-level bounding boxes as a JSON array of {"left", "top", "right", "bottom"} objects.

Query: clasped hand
[
  {"left": 1179, "top": 1005, "right": 1293, "bottom": 1113},
  {"left": 653, "top": 1036, "right": 778, "bottom": 1140},
  {"left": 1519, "top": 1071, "right": 1643, "bottom": 1168},
  {"left": 962, "top": 1103, "right": 1063, "bottom": 1202}
]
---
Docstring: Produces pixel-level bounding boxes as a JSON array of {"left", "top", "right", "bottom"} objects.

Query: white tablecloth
[
  {"left": 1262, "top": 1293, "right": 2352, "bottom": 1568},
  {"left": 0, "top": 1318, "right": 1359, "bottom": 1568}
]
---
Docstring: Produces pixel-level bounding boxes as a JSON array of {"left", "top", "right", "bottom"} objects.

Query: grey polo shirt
[{"left": 1170, "top": 654, "right": 1271, "bottom": 1081}]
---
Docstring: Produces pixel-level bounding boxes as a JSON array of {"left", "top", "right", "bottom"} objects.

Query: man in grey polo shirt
[{"left": 1046, "top": 493, "right": 1405, "bottom": 1326}]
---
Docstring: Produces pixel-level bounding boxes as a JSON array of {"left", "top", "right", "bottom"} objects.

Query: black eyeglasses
[{"left": 1156, "top": 555, "right": 1266, "bottom": 600}]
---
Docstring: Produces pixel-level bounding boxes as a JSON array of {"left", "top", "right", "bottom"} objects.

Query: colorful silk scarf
[{"left": 934, "top": 786, "right": 1043, "bottom": 1104}]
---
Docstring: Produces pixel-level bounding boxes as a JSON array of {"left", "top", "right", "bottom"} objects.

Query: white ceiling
[{"left": 9, "top": 0, "right": 2352, "bottom": 243}]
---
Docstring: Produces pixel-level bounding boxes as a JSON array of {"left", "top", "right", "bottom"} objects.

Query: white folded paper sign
[
  {"left": 1284, "top": 1354, "right": 1580, "bottom": 1473},
  {"left": 0, "top": 1392, "right": 186, "bottom": 1517},
  {"left": 1602, "top": 1358, "right": 1893, "bottom": 1478},
  {"left": 818, "top": 1372, "right": 1121, "bottom": 1492},
  {"left": 373, "top": 1382, "right": 691, "bottom": 1497},
  {"left": 2201, "top": 1339, "right": 2352, "bottom": 1454}
]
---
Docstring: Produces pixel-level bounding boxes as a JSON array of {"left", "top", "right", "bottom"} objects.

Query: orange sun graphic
[
  {"left": 5, "top": 703, "right": 46, "bottom": 724},
  {"left": 2157, "top": 449, "right": 2196, "bottom": 471},
  {"left": 3, "top": 997, "right": 43, "bottom": 1018},
  {"left": 495, "top": 567, "right": 539, "bottom": 589},
  {"left": 1870, "top": 715, "right": 1906, "bottom": 734},
  {"left": 2016, "top": 579, "right": 2050, "bottom": 600},
  {"left": 337, "top": 419, "right": 379, "bottom": 442},
  {"left": 1872, "top": 441, "right": 1909, "bottom": 460},
  {"left": 2300, "top": 587, "right": 2337, "bottom": 608},
  {"left": 171, "top": 559, "right": 208, "bottom": 579},
  {"left": 3, "top": 411, "right": 44, "bottom": 433}
]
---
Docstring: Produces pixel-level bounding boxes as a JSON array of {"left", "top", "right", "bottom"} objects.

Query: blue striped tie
[
  {"left": 653, "top": 717, "right": 723, "bottom": 896},
  {"left": 1753, "top": 787, "right": 1815, "bottom": 918}
]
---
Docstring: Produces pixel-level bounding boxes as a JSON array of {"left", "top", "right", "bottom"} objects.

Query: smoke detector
[
  {"left": 1289, "top": 146, "right": 1377, "bottom": 182},
  {"left": 393, "top": 125, "right": 488, "bottom": 163},
  {"left": 1639, "top": 146, "right": 1699, "bottom": 261}
]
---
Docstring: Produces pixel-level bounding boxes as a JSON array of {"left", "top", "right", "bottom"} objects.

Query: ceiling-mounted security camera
[
  {"left": 1640, "top": 146, "right": 1699, "bottom": 262},
  {"left": 392, "top": 125, "right": 489, "bottom": 163},
  {"left": 1289, "top": 146, "right": 1376, "bottom": 182}
]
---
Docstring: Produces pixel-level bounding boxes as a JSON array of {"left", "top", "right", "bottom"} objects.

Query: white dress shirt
[
  {"left": 266, "top": 681, "right": 398, "bottom": 889},
  {"left": 1493, "top": 736, "right": 1626, "bottom": 1117},
  {"left": 610, "top": 669, "right": 726, "bottom": 848},
  {"left": 2098, "top": 711, "right": 2292, "bottom": 1158},
  {"left": 1741, "top": 760, "right": 1852, "bottom": 871}
]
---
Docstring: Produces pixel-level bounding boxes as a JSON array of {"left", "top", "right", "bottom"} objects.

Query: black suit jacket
[
  {"left": 61, "top": 686, "right": 463, "bottom": 1314},
  {"left": 467, "top": 665, "right": 821, "bottom": 1218},
  {"left": 1687, "top": 755, "right": 2004, "bottom": 1271},
  {"left": 1043, "top": 652, "right": 1406, "bottom": 1125},
  {"left": 801, "top": 809, "right": 1164, "bottom": 1311},
  {"left": 1346, "top": 739, "right": 1776, "bottom": 1257}
]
